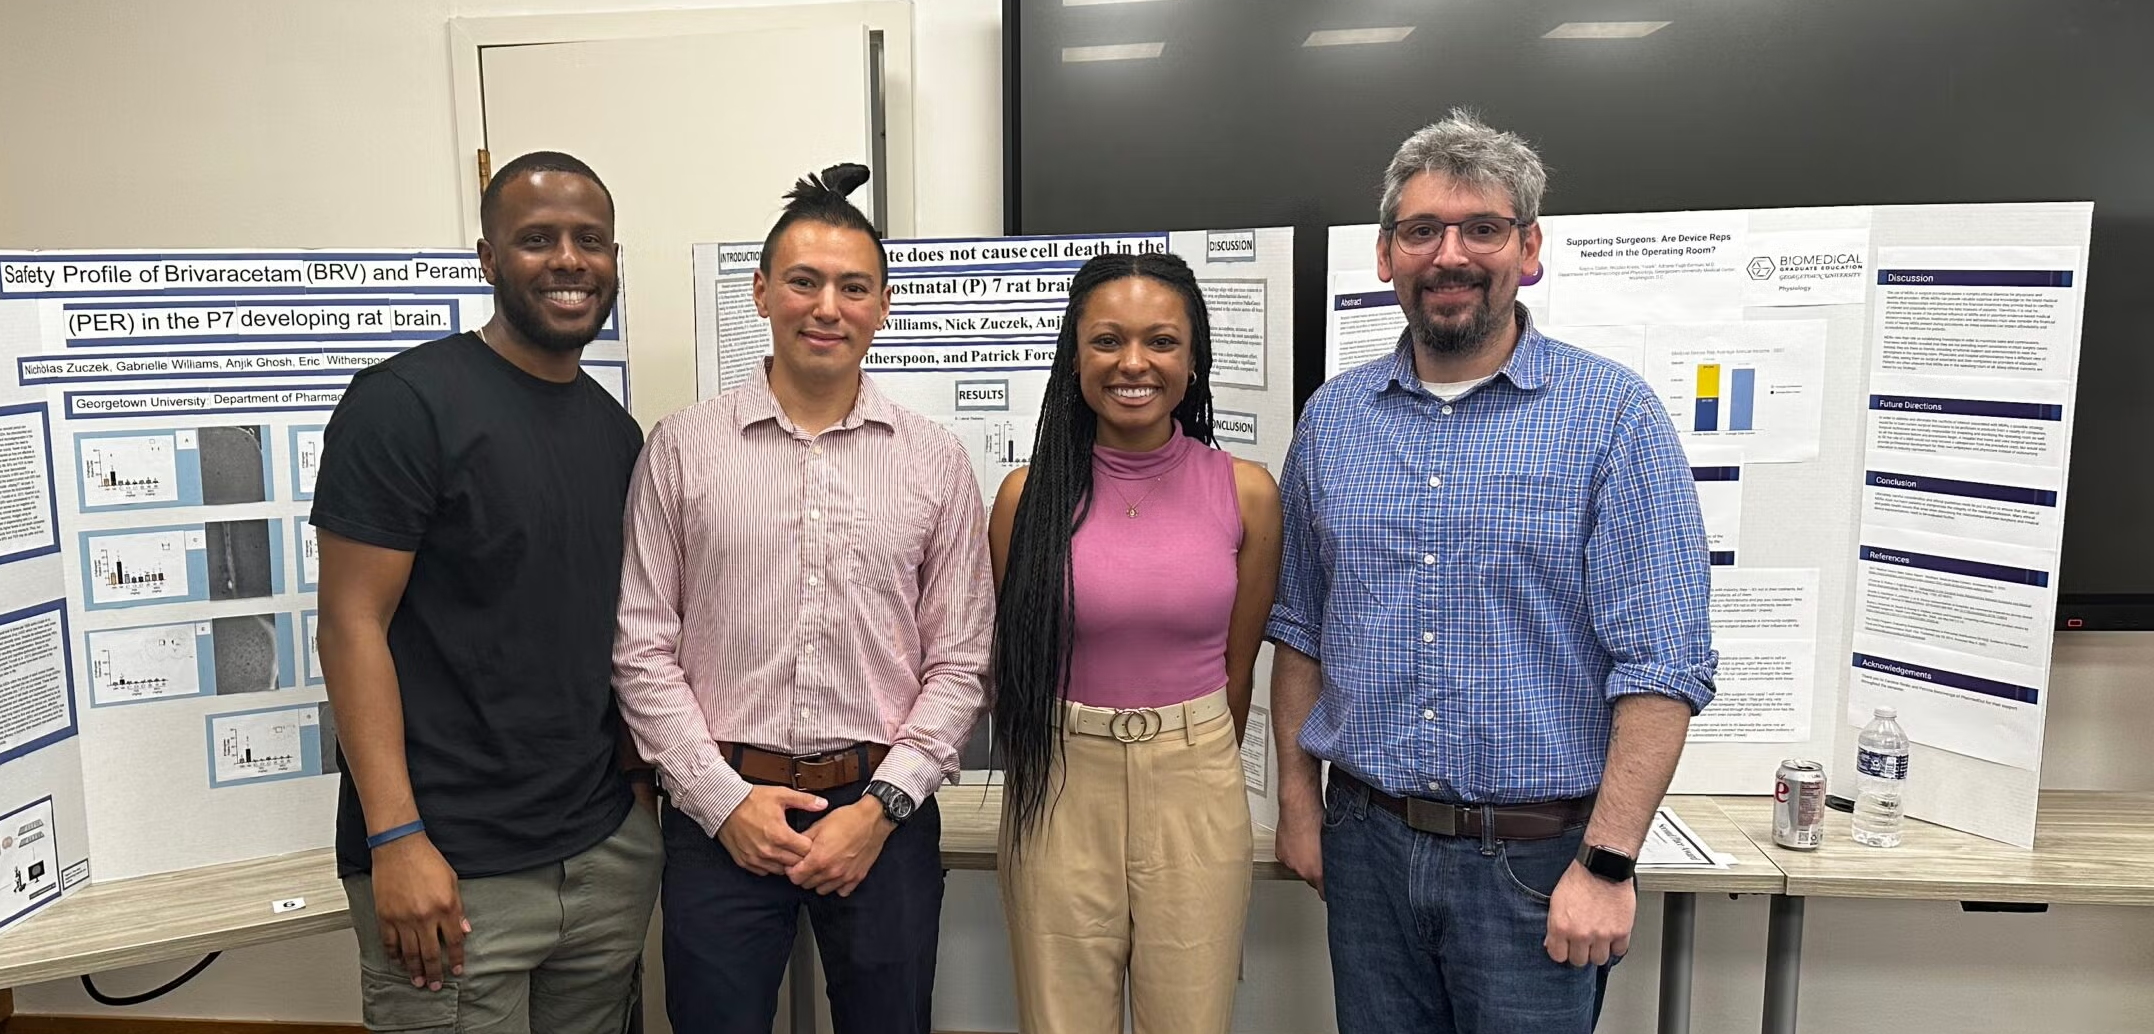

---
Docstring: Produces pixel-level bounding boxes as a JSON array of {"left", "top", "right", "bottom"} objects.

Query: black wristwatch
[
  {"left": 863, "top": 780, "right": 916, "bottom": 826},
  {"left": 1576, "top": 843, "right": 1636, "bottom": 884}
]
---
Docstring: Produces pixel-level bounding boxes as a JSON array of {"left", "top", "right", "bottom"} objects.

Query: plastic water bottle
[{"left": 1851, "top": 706, "right": 1909, "bottom": 847}]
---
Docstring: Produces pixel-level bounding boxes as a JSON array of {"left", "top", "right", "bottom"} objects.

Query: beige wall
[
  {"left": 0, "top": 0, "right": 1003, "bottom": 248},
  {"left": 6, "top": 2, "right": 2152, "bottom": 1031}
]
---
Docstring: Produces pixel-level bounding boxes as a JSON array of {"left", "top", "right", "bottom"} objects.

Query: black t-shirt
[{"left": 312, "top": 332, "right": 643, "bottom": 878}]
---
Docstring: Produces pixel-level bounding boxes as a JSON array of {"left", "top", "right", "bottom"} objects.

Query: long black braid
[{"left": 993, "top": 251, "right": 1218, "bottom": 856}]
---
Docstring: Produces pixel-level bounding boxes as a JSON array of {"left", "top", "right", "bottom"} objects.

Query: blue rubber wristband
[{"left": 366, "top": 820, "right": 426, "bottom": 850}]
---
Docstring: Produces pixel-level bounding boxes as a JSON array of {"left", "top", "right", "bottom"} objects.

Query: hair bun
[{"left": 820, "top": 163, "right": 871, "bottom": 198}]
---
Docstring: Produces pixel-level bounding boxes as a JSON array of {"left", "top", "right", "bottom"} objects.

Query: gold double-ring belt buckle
[{"left": 1107, "top": 707, "right": 1163, "bottom": 743}]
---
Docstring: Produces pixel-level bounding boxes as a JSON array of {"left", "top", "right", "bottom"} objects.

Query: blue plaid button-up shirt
[{"left": 1267, "top": 313, "right": 1716, "bottom": 804}]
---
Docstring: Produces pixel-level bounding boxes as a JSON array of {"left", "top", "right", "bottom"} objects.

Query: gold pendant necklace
[{"left": 1106, "top": 475, "right": 1164, "bottom": 519}]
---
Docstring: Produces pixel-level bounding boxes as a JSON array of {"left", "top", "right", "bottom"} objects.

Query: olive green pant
[{"left": 345, "top": 804, "right": 662, "bottom": 1033}]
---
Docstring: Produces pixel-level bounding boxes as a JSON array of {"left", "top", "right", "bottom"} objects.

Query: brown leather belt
[
  {"left": 721, "top": 742, "right": 889, "bottom": 791},
  {"left": 1336, "top": 771, "right": 1593, "bottom": 841}
]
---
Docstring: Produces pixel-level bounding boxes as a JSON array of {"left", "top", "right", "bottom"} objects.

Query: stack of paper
[{"left": 1638, "top": 808, "right": 1738, "bottom": 869}]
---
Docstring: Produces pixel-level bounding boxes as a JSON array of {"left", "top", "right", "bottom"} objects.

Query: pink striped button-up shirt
[{"left": 612, "top": 361, "right": 993, "bottom": 837}]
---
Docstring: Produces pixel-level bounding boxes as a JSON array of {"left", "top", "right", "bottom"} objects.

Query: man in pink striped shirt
[{"left": 611, "top": 164, "right": 992, "bottom": 1034}]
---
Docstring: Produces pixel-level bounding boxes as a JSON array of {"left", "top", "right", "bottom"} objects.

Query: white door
[{"left": 481, "top": 27, "right": 876, "bottom": 428}]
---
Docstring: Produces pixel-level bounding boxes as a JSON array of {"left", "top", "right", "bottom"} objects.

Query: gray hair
[{"left": 1378, "top": 109, "right": 1548, "bottom": 226}]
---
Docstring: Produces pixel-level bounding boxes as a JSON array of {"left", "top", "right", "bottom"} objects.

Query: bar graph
[
  {"left": 302, "top": 610, "right": 322, "bottom": 685},
  {"left": 1693, "top": 364, "right": 1720, "bottom": 432},
  {"left": 981, "top": 421, "right": 1022, "bottom": 468},
  {"left": 293, "top": 428, "right": 324, "bottom": 497},
  {"left": 80, "top": 435, "right": 181, "bottom": 508},
  {"left": 106, "top": 561, "right": 164, "bottom": 590},
  {"left": 1692, "top": 363, "right": 1757, "bottom": 432},
  {"left": 222, "top": 735, "right": 292, "bottom": 768},
  {"left": 299, "top": 521, "right": 319, "bottom": 587},
  {"left": 1729, "top": 368, "right": 1756, "bottom": 432},
  {"left": 211, "top": 708, "right": 304, "bottom": 782},
  {"left": 88, "top": 622, "right": 201, "bottom": 704},
  {"left": 956, "top": 416, "right": 1034, "bottom": 499},
  {"left": 87, "top": 530, "right": 190, "bottom": 605}
]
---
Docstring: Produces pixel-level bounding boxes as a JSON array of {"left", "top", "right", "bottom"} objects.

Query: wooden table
[
  {"left": 2, "top": 791, "right": 1783, "bottom": 1033},
  {"left": 1630, "top": 796, "right": 1786, "bottom": 1034},
  {"left": 942, "top": 785, "right": 1783, "bottom": 887},
  {"left": 1714, "top": 791, "right": 2154, "bottom": 1034},
  {"left": 0, "top": 848, "right": 345, "bottom": 989},
  {"left": 937, "top": 787, "right": 1779, "bottom": 1034}
]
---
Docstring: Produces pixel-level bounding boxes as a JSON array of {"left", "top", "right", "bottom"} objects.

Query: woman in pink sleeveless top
[{"left": 988, "top": 252, "right": 1282, "bottom": 1034}]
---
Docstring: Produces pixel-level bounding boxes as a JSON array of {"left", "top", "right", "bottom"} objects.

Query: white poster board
[
  {"left": 0, "top": 261, "right": 90, "bottom": 926},
  {"left": 694, "top": 229, "right": 1297, "bottom": 827},
  {"left": 0, "top": 249, "right": 631, "bottom": 882},
  {"left": 1325, "top": 203, "right": 2091, "bottom": 846}
]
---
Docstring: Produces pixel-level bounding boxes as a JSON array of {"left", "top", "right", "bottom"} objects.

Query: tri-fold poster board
[
  {"left": 0, "top": 250, "right": 630, "bottom": 931},
  {"left": 1330, "top": 202, "right": 2091, "bottom": 847},
  {"left": 0, "top": 201, "right": 2092, "bottom": 935},
  {"left": 693, "top": 227, "right": 1301, "bottom": 828}
]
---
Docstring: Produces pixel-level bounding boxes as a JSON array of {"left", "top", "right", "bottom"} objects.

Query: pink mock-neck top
[{"left": 1066, "top": 425, "right": 1242, "bottom": 708}]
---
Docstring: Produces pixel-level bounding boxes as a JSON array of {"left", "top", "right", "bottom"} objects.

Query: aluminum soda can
[{"left": 1773, "top": 759, "right": 1827, "bottom": 850}]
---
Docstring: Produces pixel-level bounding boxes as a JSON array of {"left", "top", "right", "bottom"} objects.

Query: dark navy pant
[{"left": 659, "top": 782, "right": 944, "bottom": 1034}]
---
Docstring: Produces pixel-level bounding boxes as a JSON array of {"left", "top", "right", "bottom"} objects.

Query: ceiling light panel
[
  {"left": 1061, "top": 42, "right": 1168, "bottom": 62},
  {"left": 1304, "top": 27, "right": 1417, "bottom": 47},
  {"left": 1543, "top": 21, "right": 1671, "bottom": 39}
]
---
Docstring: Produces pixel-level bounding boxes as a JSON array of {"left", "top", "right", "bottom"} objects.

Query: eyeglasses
[{"left": 1382, "top": 216, "right": 1531, "bottom": 256}]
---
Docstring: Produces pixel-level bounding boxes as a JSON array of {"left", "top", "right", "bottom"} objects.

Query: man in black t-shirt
[{"left": 313, "top": 151, "right": 659, "bottom": 1033}]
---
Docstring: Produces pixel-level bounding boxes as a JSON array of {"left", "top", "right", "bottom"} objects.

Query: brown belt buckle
[{"left": 789, "top": 753, "right": 841, "bottom": 791}]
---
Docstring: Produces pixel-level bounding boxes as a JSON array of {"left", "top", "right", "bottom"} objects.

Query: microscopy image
[
  {"left": 205, "top": 519, "right": 275, "bottom": 600},
  {"left": 210, "top": 614, "right": 280, "bottom": 694},
  {"left": 196, "top": 425, "right": 268, "bottom": 505},
  {"left": 316, "top": 700, "right": 341, "bottom": 775}
]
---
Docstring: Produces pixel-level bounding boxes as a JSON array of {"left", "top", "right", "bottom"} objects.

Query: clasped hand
[{"left": 716, "top": 785, "right": 893, "bottom": 897}]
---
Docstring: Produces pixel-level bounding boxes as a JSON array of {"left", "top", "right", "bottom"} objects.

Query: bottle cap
[{"left": 1874, "top": 705, "right": 1898, "bottom": 719}]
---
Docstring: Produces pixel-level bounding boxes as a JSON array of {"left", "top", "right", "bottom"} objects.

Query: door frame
[{"left": 445, "top": 3, "right": 916, "bottom": 241}]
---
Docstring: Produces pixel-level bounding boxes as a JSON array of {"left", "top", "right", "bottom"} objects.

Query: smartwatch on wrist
[
  {"left": 863, "top": 780, "right": 916, "bottom": 826},
  {"left": 1576, "top": 843, "right": 1636, "bottom": 884}
]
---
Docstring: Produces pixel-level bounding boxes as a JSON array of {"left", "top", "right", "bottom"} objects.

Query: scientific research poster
[
  {"left": 0, "top": 248, "right": 630, "bottom": 877},
  {"left": 1324, "top": 203, "right": 2091, "bottom": 846},
  {"left": 692, "top": 229, "right": 1297, "bottom": 825},
  {"left": 694, "top": 229, "right": 1296, "bottom": 503},
  {"left": 1848, "top": 245, "right": 2086, "bottom": 781}
]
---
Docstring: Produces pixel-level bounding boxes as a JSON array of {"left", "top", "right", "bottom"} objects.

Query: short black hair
[
  {"left": 479, "top": 151, "right": 615, "bottom": 238},
  {"left": 758, "top": 163, "right": 888, "bottom": 281}
]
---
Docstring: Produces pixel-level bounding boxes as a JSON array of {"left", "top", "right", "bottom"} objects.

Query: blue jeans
[{"left": 1321, "top": 775, "right": 1613, "bottom": 1034}]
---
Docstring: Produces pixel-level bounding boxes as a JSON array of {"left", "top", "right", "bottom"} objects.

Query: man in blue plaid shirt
[{"left": 1266, "top": 110, "right": 1717, "bottom": 1034}]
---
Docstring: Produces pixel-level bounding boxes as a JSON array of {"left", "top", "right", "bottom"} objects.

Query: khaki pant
[
  {"left": 999, "top": 691, "right": 1253, "bottom": 1034},
  {"left": 345, "top": 803, "right": 663, "bottom": 1034}
]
